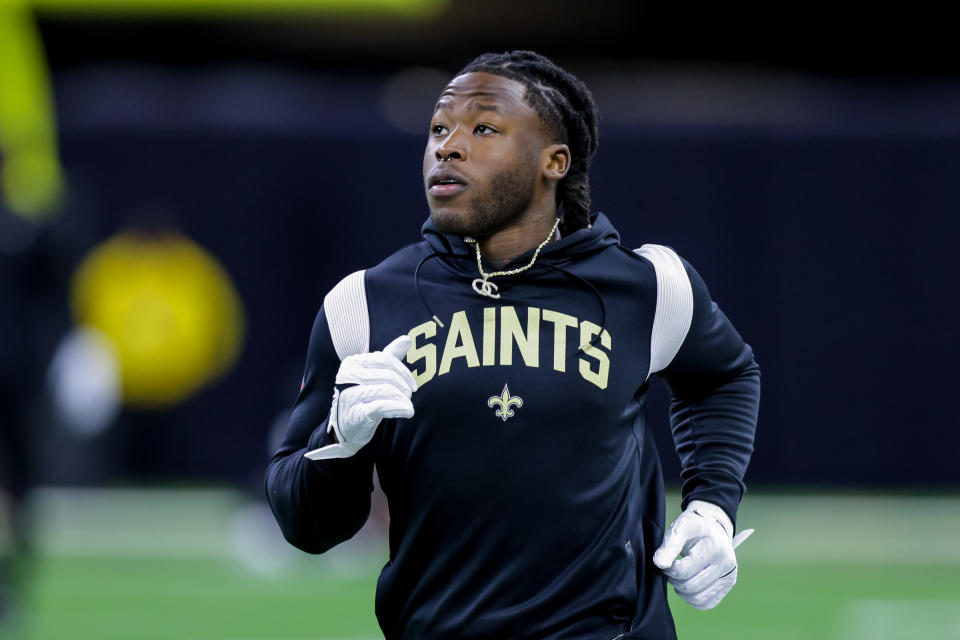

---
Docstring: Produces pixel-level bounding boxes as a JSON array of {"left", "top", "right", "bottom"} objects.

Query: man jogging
[{"left": 266, "top": 50, "right": 760, "bottom": 640}]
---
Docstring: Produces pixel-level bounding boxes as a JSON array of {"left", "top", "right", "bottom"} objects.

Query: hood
[{"left": 420, "top": 212, "right": 620, "bottom": 276}]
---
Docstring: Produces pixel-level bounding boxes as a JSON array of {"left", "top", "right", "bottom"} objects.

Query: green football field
[{"left": 2, "top": 489, "right": 959, "bottom": 640}]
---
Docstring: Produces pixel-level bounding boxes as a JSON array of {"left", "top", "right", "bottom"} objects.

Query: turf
[{"left": 3, "top": 490, "right": 959, "bottom": 640}]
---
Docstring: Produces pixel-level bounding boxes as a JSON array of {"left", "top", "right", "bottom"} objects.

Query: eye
[
  {"left": 431, "top": 123, "right": 447, "bottom": 136},
  {"left": 474, "top": 124, "right": 496, "bottom": 135}
]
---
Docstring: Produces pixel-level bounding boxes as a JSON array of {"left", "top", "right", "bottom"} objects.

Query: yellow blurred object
[
  {"left": 71, "top": 231, "right": 245, "bottom": 409},
  {"left": 29, "top": 0, "right": 447, "bottom": 17},
  {"left": 0, "top": 0, "right": 448, "bottom": 223},
  {"left": 0, "top": 2, "right": 64, "bottom": 219}
]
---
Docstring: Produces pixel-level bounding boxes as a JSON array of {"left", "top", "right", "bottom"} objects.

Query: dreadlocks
[{"left": 457, "top": 51, "right": 600, "bottom": 235}]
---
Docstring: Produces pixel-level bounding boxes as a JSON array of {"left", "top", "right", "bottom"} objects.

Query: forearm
[
  {"left": 670, "top": 358, "right": 760, "bottom": 527},
  {"left": 265, "top": 419, "right": 374, "bottom": 554}
]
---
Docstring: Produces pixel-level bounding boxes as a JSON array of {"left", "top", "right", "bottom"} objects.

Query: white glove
[
  {"left": 653, "top": 500, "right": 754, "bottom": 611},
  {"left": 304, "top": 335, "right": 417, "bottom": 460}
]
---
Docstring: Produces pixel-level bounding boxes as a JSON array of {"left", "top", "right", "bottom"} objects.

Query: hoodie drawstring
[
  {"left": 414, "top": 250, "right": 472, "bottom": 329},
  {"left": 528, "top": 261, "right": 609, "bottom": 354}
]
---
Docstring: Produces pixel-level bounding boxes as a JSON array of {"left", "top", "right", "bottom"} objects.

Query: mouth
[{"left": 427, "top": 169, "right": 468, "bottom": 197}]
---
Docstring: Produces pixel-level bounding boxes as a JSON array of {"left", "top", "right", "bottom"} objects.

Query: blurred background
[{"left": 1, "top": 1, "right": 958, "bottom": 639}]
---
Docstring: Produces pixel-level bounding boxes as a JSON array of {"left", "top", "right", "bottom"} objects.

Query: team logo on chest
[
  {"left": 405, "top": 305, "right": 613, "bottom": 391},
  {"left": 487, "top": 384, "right": 523, "bottom": 422}
]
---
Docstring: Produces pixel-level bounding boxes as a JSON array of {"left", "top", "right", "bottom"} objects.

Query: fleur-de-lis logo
[{"left": 487, "top": 384, "right": 523, "bottom": 422}]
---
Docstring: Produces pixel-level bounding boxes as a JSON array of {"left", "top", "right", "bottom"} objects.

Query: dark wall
[
  {"left": 594, "top": 132, "right": 959, "bottom": 487},
  {"left": 37, "top": 70, "right": 960, "bottom": 489}
]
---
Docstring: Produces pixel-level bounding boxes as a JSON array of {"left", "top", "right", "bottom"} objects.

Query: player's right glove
[{"left": 304, "top": 335, "right": 416, "bottom": 460}]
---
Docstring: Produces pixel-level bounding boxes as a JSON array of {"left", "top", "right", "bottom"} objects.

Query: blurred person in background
[
  {"left": 267, "top": 51, "right": 760, "bottom": 639},
  {"left": 0, "top": 209, "right": 75, "bottom": 629},
  {"left": 0, "top": 8, "right": 69, "bottom": 625}
]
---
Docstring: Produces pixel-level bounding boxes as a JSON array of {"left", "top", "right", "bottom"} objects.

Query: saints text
[{"left": 405, "top": 306, "right": 612, "bottom": 389}]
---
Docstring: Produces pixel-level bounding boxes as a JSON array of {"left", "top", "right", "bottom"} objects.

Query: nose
[{"left": 435, "top": 127, "right": 466, "bottom": 162}]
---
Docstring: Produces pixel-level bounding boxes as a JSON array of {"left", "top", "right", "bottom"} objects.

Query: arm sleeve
[
  {"left": 264, "top": 308, "right": 376, "bottom": 554},
  {"left": 656, "top": 257, "right": 760, "bottom": 529}
]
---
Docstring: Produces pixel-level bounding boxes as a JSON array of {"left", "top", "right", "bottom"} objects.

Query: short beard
[{"left": 432, "top": 162, "right": 538, "bottom": 239}]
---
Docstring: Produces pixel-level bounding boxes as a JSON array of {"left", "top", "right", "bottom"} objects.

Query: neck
[{"left": 478, "top": 210, "right": 559, "bottom": 268}]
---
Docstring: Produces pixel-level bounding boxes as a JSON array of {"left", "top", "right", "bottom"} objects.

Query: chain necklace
[{"left": 467, "top": 217, "right": 560, "bottom": 299}]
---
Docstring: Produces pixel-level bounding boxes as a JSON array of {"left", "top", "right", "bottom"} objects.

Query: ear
[{"left": 541, "top": 143, "right": 571, "bottom": 181}]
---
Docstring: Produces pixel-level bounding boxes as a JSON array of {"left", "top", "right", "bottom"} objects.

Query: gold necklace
[{"left": 468, "top": 217, "right": 560, "bottom": 299}]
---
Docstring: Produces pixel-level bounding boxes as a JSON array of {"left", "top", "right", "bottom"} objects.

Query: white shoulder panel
[
  {"left": 634, "top": 244, "right": 694, "bottom": 380},
  {"left": 323, "top": 270, "right": 370, "bottom": 361}
]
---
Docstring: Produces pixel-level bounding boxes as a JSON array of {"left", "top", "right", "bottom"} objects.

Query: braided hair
[{"left": 456, "top": 51, "right": 600, "bottom": 235}]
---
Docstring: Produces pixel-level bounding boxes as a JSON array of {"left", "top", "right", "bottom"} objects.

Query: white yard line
[
  {"left": 28, "top": 486, "right": 241, "bottom": 557},
  {"left": 22, "top": 487, "right": 960, "bottom": 565},
  {"left": 668, "top": 492, "right": 960, "bottom": 566},
  {"left": 837, "top": 599, "right": 960, "bottom": 640}
]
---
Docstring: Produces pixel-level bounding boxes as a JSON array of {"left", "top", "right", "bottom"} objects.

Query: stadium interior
[{"left": 1, "top": 2, "right": 958, "bottom": 639}]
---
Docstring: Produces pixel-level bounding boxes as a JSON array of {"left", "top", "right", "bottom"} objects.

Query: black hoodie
[{"left": 266, "top": 213, "right": 760, "bottom": 640}]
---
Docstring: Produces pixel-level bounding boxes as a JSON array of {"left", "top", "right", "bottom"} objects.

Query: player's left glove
[{"left": 653, "top": 500, "right": 754, "bottom": 611}]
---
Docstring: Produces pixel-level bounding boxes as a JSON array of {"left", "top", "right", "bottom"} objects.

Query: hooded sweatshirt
[{"left": 266, "top": 213, "right": 760, "bottom": 640}]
